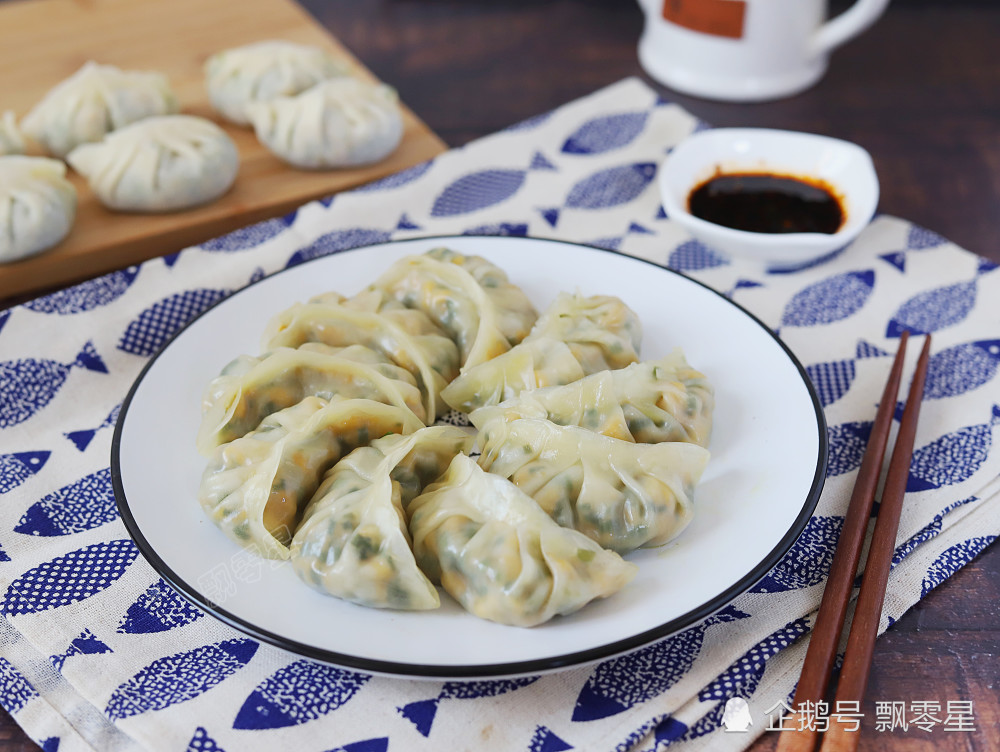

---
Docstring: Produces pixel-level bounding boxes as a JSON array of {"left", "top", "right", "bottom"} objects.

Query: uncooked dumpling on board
[
  {"left": 66, "top": 115, "right": 239, "bottom": 213},
  {"left": 247, "top": 77, "right": 403, "bottom": 169},
  {"left": 21, "top": 61, "right": 178, "bottom": 158},
  {"left": 205, "top": 40, "right": 349, "bottom": 125},
  {"left": 0, "top": 156, "right": 76, "bottom": 264},
  {"left": 0, "top": 112, "right": 24, "bottom": 156}
]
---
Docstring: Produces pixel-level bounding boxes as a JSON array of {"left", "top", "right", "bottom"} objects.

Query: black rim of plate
[{"left": 111, "top": 234, "right": 828, "bottom": 679}]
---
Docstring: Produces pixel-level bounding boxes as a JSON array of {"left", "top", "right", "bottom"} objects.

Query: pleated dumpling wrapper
[
  {"left": 477, "top": 417, "right": 710, "bottom": 554},
  {"left": 290, "top": 426, "right": 474, "bottom": 610},
  {"left": 67, "top": 115, "right": 239, "bottom": 213},
  {"left": 199, "top": 396, "right": 423, "bottom": 560},
  {"left": 247, "top": 77, "right": 403, "bottom": 169},
  {"left": 197, "top": 343, "right": 426, "bottom": 455},
  {"left": 205, "top": 40, "right": 349, "bottom": 125},
  {"left": 371, "top": 247, "right": 538, "bottom": 370},
  {"left": 470, "top": 349, "right": 714, "bottom": 447},
  {"left": 0, "top": 111, "right": 25, "bottom": 156},
  {"left": 22, "top": 61, "right": 178, "bottom": 158},
  {"left": 0, "top": 156, "right": 76, "bottom": 264},
  {"left": 441, "top": 291, "right": 641, "bottom": 413},
  {"left": 408, "top": 454, "right": 638, "bottom": 627},
  {"left": 261, "top": 296, "right": 460, "bottom": 420}
]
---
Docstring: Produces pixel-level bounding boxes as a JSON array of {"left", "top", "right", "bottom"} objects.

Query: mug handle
[{"left": 812, "top": 0, "right": 891, "bottom": 56}]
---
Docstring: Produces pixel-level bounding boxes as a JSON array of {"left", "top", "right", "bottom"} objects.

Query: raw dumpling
[
  {"left": 371, "top": 248, "right": 538, "bottom": 370},
  {"left": 67, "top": 115, "right": 238, "bottom": 213},
  {"left": 290, "top": 426, "right": 474, "bottom": 609},
  {"left": 476, "top": 417, "right": 710, "bottom": 554},
  {"left": 247, "top": 77, "right": 403, "bottom": 169},
  {"left": 196, "top": 344, "right": 426, "bottom": 455},
  {"left": 441, "top": 292, "right": 640, "bottom": 413},
  {"left": 0, "top": 112, "right": 25, "bottom": 156},
  {"left": 205, "top": 40, "right": 348, "bottom": 125},
  {"left": 0, "top": 156, "right": 76, "bottom": 264},
  {"left": 408, "top": 454, "right": 638, "bottom": 627},
  {"left": 470, "top": 350, "right": 714, "bottom": 446},
  {"left": 262, "top": 298, "right": 460, "bottom": 419},
  {"left": 199, "top": 396, "right": 423, "bottom": 559},
  {"left": 22, "top": 61, "right": 178, "bottom": 158}
]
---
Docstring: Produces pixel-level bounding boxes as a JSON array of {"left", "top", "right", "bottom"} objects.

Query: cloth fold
[{"left": 1, "top": 77, "right": 997, "bottom": 752}]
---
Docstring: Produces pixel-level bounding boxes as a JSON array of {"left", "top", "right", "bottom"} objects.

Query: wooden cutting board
[{"left": 0, "top": 0, "right": 447, "bottom": 301}]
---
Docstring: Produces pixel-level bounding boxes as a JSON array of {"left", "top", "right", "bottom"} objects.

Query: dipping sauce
[{"left": 688, "top": 172, "right": 845, "bottom": 234}]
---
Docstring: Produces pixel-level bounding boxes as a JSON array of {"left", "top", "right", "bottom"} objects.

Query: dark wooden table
[{"left": 2, "top": 1, "right": 998, "bottom": 749}]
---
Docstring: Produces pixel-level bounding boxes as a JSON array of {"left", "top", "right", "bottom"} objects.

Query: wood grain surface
[
  {"left": 1, "top": 1, "right": 998, "bottom": 750},
  {"left": 0, "top": 0, "right": 446, "bottom": 299}
]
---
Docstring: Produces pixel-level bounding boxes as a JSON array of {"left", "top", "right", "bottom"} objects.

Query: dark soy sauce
[{"left": 688, "top": 172, "right": 845, "bottom": 235}]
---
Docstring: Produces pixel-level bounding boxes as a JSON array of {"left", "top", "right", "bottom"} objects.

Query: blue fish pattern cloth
[{"left": 0, "top": 78, "right": 997, "bottom": 752}]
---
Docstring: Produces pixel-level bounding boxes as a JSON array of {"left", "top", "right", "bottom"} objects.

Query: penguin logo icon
[{"left": 722, "top": 697, "right": 753, "bottom": 732}]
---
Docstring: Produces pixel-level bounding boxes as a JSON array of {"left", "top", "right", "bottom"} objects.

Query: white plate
[{"left": 113, "top": 235, "right": 826, "bottom": 679}]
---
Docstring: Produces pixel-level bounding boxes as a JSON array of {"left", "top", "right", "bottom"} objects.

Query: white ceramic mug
[{"left": 637, "top": 0, "right": 891, "bottom": 101}]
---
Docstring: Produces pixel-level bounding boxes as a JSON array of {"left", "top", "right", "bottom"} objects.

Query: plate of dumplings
[{"left": 112, "top": 235, "right": 827, "bottom": 679}]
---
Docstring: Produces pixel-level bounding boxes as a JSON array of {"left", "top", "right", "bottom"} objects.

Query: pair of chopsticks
[{"left": 777, "top": 330, "right": 931, "bottom": 752}]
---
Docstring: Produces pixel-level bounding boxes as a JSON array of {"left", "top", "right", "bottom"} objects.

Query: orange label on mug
[{"left": 661, "top": 0, "right": 746, "bottom": 40}]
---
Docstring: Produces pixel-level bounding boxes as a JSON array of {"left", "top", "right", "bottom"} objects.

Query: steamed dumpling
[
  {"left": 205, "top": 40, "right": 348, "bottom": 125},
  {"left": 408, "top": 454, "right": 638, "bottom": 627},
  {"left": 290, "top": 426, "right": 473, "bottom": 610},
  {"left": 199, "top": 396, "right": 423, "bottom": 559},
  {"left": 0, "top": 156, "right": 76, "bottom": 264},
  {"left": 247, "top": 77, "right": 403, "bottom": 169},
  {"left": 476, "top": 417, "right": 710, "bottom": 554},
  {"left": 470, "top": 350, "right": 714, "bottom": 447},
  {"left": 67, "top": 115, "right": 239, "bottom": 213},
  {"left": 22, "top": 61, "right": 178, "bottom": 158},
  {"left": 0, "top": 112, "right": 25, "bottom": 156}
]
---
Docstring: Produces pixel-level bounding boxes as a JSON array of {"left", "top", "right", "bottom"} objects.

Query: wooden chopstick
[
  {"left": 776, "top": 331, "right": 931, "bottom": 752},
  {"left": 817, "top": 334, "right": 931, "bottom": 751}
]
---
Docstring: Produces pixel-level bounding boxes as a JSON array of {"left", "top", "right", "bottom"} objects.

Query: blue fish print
[
  {"left": 352, "top": 160, "right": 433, "bottom": 192},
  {"left": 826, "top": 421, "right": 873, "bottom": 477},
  {"left": 0, "top": 309, "right": 9, "bottom": 337},
  {"left": 530, "top": 151, "right": 557, "bottom": 171},
  {"left": 15, "top": 467, "right": 117, "bottom": 537},
  {"left": 233, "top": 659, "right": 368, "bottom": 729},
  {"left": 907, "top": 225, "right": 946, "bottom": 249},
  {"left": 49, "top": 628, "right": 112, "bottom": 671},
  {"left": 0, "top": 545, "right": 9, "bottom": 563},
  {"left": 0, "top": 657, "right": 38, "bottom": 715},
  {"left": 2, "top": 539, "right": 138, "bottom": 616},
  {"left": 118, "top": 579, "right": 203, "bottom": 634},
  {"left": 0, "top": 341, "right": 108, "bottom": 429},
  {"left": 187, "top": 726, "right": 225, "bottom": 752},
  {"left": 65, "top": 402, "right": 121, "bottom": 451},
  {"left": 201, "top": 216, "right": 293, "bottom": 252},
  {"left": 561, "top": 111, "right": 648, "bottom": 155},
  {"left": 431, "top": 168, "right": 528, "bottom": 217},
  {"left": 751, "top": 517, "right": 844, "bottom": 593},
  {"left": 396, "top": 213, "right": 422, "bottom": 231},
  {"left": 23, "top": 267, "right": 140, "bottom": 314},
  {"left": 118, "top": 288, "right": 229, "bottom": 357},
  {"left": 572, "top": 605, "right": 750, "bottom": 721},
  {"left": 285, "top": 228, "right": 392, "bottom": 269},
  {"left": 781, "top": 270, "right": 875, "bottom": 328},
  {"left": 880, "top": 251, "right": 907, "bottom": 273},
  {"left": 105, "top": 638, "right": 258, "bottom": 721},
  {"left": 892, "top": 497, "right": 977, "bottom": 568},
  {"left": 667, "top": 239, "right": 729, "bottom": 272},
  {"left": 0, "top": 450, "right": 50, "bottom": 494},
  {"left": 675, "top": 619, "right": 811, "bottom": 743},
  {"left": 526, "top": 725, "right": 573, "bottom": 752},
  {"left": 462, "top": 222, "right": 529, "bottom": 237},
  {"left": 565, "top": 162, "right": 656, "bottom": 211},
  {"left": 923, "top": 340, "right": 1000, "bottom": 400},
  {"left": 907, "top": 406, "right": 1000, "bottom": 491},
  {"left": 885, "top": 260, "right": 995, "bottom": 338},
  {"left": 587, "top": 236, "right": 622, "bottom": 251},
  {"left": 921, "top": 536, "right": 997, "bottom": 598},
  {"left": 805, "top": 339, "right": 889, "bottom": 408},
  {"left": 399, "top": 677, "right": 538, "bottom": 737},
  {"left": 41, "top": 738, "right": 59, "bottom": 752},
  {"left": 324, "top": 738, "right": 389, "bottom": 752}
]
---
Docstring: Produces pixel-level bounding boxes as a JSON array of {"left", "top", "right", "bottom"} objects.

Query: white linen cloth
[{"left": 0, "top": 77, "right": 997, "bottom": 752}]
